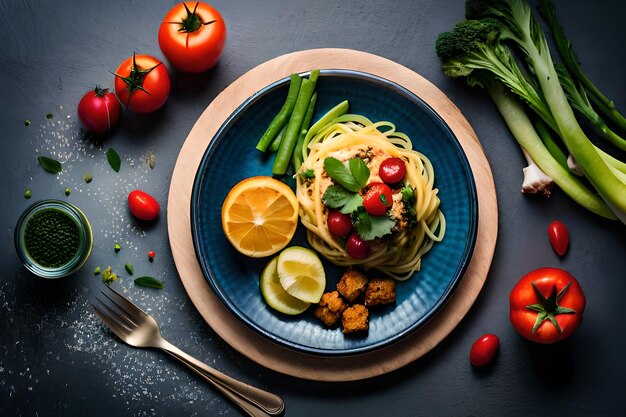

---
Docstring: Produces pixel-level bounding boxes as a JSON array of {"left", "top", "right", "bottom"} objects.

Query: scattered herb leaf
[
  {"left": 324, "top": 157, "right": 360, "bottom": 192},
  {"left": 24, "top": 189, "right": 32, "bottom": 199},
  {"left": 83, "top": 172, "right": 93, "bottom": 183},
  {"left": 340, "top": 193, "right": 363, "bottom": 214},
  {"left": 125, "top": 263, "right": 134, "bottom": 275},
  {"left": 65, "top": 187, "right": 71, "bottom": 196},
  {"left": 106, "top": 148, "right": 121, "bottom": 173},
  {"left": 348, "top": 158, "right": 370, "bottom": 188},
  {"left": 353, "top": 210, "right": 395, "bottom": 241},
  {"left": 38, "top": 156, "right": 62, "bottom": 174},
  {"left": 134, "top": 276, "right": 164, "bottom": 289},
  {"left": 94, "top": 266, "right": 101, "bottom": 275},
  {"left": 299, "top": 168, "right": 315, "bottom": 180},
  {"left": 24, "top": 119, "right": 31, "bottom": 126},
  {"left": 101, "top": 266, "right": 118, "bottom": 285},
  {"left": 114, "top": 243, "right": 121, "bottom": 253}
]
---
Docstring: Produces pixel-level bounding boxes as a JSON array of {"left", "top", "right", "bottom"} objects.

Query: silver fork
[{"left": 92, "top": 284, "right": 285, "bottom": 417}]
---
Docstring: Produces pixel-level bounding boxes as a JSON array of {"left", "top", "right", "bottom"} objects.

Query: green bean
[
  {"left": 300, "top": 100, "right": 349, "bottom": 161},
  {"left": 273, "top": 70, "right": 320, "bottom": 175},
  {"left": 292, "top": 92, "right": 318, "bottom": 172},
  {"left": 269, "top": 125, "right": 286, "bottom": 152},
  {"left": 256, "top": 74, "right": 302, "bottom": 152}
]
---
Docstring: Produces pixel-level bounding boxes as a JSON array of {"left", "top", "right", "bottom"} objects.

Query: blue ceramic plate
[{"left": 191, "top": 70, "right": 478, "bottom": 356}]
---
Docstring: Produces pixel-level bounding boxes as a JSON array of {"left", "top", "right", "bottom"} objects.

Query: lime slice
[
  {"left": 277, "top": 246, "right": 326, "bottom": 304},
  {"left": 260, "top": 256, "right": 310, "bottom": 315}
]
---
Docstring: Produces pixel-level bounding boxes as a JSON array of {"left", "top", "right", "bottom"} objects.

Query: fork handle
[{"left": 157, "top": 339, "right": 285, "bottom": 416}]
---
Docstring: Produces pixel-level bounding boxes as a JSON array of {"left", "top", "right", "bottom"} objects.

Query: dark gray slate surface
[{"left": 1, "top": 1, "right": 624, "bottom": 416}]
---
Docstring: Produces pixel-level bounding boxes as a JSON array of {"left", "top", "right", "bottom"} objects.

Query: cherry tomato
[
  {"left": 327, "top": 210, "right": 352, "bottom": 238},
  {"left": 469, "top": 334, "right": 499, "bottom": 367},
  {"left": 77, "top": 86, "right": 121, "bottom": 135},
  {"left": 509, "top": 267, "right": 585, "bottom": 344},
  {"left": 114, "top": 54, "right": 170, "bottom": 113},
  {"left": 148, "top": 251, "right": 156, "bottom": 262},
  {"left": 362, "top": 182, "right": 393, "bottom": 216},
  {"left": 379, "top": 157, "right": 406, "bottom": 185},
  {"left": 548, "top": 220, "right": 569, "bottom": 256},
  {"left": 346, "top": 233, "right": 369, "bottom": 259},
  {"left": 158, "top": 2, "right": 226, "bottom": 73},
  {"left": 128, "top": 190, "right": 161, "bottom": 221}
]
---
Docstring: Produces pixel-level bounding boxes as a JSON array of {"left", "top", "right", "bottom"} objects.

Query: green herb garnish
[
  {"left": 65, "top": 187, "right": 71, "bottom": 196},
  {"left": 38, "top": 156, "right": 62, "bottom": 174},
  {"left": 348, "top": 158, "right": 370, "bottom": 188},
  {"left": 322, "top": 157, "right": 370, "bottom": 215},
  {"left": 83, "top": 172, "right": 93, "bottom": 183},
  {"left": 125, "top": 263, "right": 134, "bottom": 275},
  {"left": 114, "top": 243, "right": 121, "bottom": 253},
  {"left": 24, "top": 189, "right": 32, "bottom": 199},
  {"left": 106, "top": 148, "right": 121, "bottom": 173},
  {"left": 324, "top": 157, "right": 361, "bottom": 192},
  {"left": 353, "top": 209, "right": 395, "bottom": 241},
  {"left": 24, "top": 119, "right": 31, "bottom": 126},
  {"left": 299, "top": 168, "right": 315, "bottom": 179},
  {"left": 102, "top": 266, "right": 118, "bottom": 285},
  {"left": 134, "top": 276, "right": 164, "bottom": 289},
  {"left": 94, "top": 266, "right": 101, "bottom": 275}
]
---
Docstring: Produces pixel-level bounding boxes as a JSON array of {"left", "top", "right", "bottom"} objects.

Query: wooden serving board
[{"left": 167, "top": 48, "right": 498, "bottom": 381}]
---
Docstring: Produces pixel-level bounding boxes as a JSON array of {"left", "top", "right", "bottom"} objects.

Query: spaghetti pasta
[{"left": 295, "top": 114, "right": 445, "bottom": 280}]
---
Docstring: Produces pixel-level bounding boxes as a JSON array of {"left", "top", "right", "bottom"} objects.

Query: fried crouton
[
  {"left": 364, "top": 277, "right": 396, "bottom": 307},
  {"left": 341, "top": 304, "right": 369, "bottom": 334},
  {"left": 314, "top": 291, "right": 348, "bottom": 327},
  {"left": 336, "top": 268, "right": 368, "bottom": 303}
]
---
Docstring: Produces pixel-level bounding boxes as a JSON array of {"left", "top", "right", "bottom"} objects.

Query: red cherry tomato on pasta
[
  {"left": 158, "top": 2, "right": 227, "bottom": 73},
  {"left": 114, "top": 54, "right": 170, "bottom": 113},
  {"left": 469, "top": 334, "right": 499, "bottom": 367},
  {"left": 362, "top": 182, "right": 393, "bottom": 216},
  {"left": 548, "top": 220, "right": 569, "bottom": 256},
  {"left": 346, "top": 233, "right": 369, "bottom": 259},
  {"left": 77, "top": 86, "right": 121, "bottom": 134},
  {"left": 327, "top": 210, "right": 352, "bottom": 238},
  {"left": 379, "top": 157, "right": 406, "bottom": 185},
  {"left": 128, "top": 190, "right": 161, "bottom": 221}
]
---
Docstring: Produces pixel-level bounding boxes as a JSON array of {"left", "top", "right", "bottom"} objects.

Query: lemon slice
[
  {"left": 277, "top": 246, "right": 326, "bottom": 304},
  {"left": 221, "top": 176, "right": 299, "bottom": 258},
  {"left": 260, "top": 256, "right": 310, "bottom": 315}
]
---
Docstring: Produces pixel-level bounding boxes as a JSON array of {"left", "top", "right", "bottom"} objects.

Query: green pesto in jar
[{"left": 23, "top": 208, "right": 80, "bottom": 268}]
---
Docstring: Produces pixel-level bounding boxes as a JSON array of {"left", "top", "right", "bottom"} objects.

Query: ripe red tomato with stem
[
  {"left": 77, "top": 86, "right": 121, "bottom": 135},
  {"left": 128, "top": 190, "right": 161, "bottom": 221},
  {"left": 114, "top": 54, "right": 171, "bottom": 113},
  {"left": 327, "top": 210, "right": 352, "bottom": 238},
  {"left": 548, "top": 220, "right": 570, "bottom": 256},
  {"left": 158, "top": 2, "right": 226, "bottom": 73},
  {"left": 362, "top": 182, "right": 393, "bottom": 216},
  {"left": 469, "top": 334, "right": 499, "bottom": 367},
  {"left": 509, "top": 267, "right": 585, "bottom": 344},
  {"left": 379, "top": 157, "right": 406, "bottom": 185}
]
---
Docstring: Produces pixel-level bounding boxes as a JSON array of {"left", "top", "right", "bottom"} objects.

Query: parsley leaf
[
  {"left": 324, "top": 157, "right": 360, "bottom": 192},
  {"left": 340, "top": 193, "right": 363, "bottom": 214},
  {"left": 353, "top": 211, "right": 395, "bottom": 241},
  {"left": 322, "top": 185, "right": 355, "bottom": 208},
  {"left": 299, "top": 168, "right": 315, "bottom": 179},
  {"left": 348, "top": 158, "right": 370, "bottom": 188},
  {"left": 401, "top": 186, "right": 414, "bottom": 203}
]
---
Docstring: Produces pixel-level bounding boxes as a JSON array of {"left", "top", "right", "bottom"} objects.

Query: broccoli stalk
[
  {"left": 458, "top": 0, "right": 626, "bottom": 223},
  {"left": 539, "top": 0, "right": 626, "bottom": 133}
]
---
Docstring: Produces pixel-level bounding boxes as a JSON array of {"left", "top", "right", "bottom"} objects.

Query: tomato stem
[
  {"left": 173, "top": 2, "right": 216, "bottom": 33},
  {"left": 526, "top": 281, "right": 576, "bottom": 334},
  {"left": 94, "top": 85, "right": 109, "bottom": 97},
  {"left": 112, "top": 53, "right": 162, "bottom": 108}
]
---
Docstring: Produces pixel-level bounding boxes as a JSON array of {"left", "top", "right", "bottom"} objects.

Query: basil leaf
[
  {"left": 107, "top": 148, "right": 121, "bottom": 173},
  {"left": 38, "top": 156, "right": 62, "bottom": 174},
  {"left": 353, "top": 211, "right": 395, "bottom": 241},
  {"left": 134, "top": 276, "right": 164, "bottom": 289},
  {"left": 322, "top": 185, "right": 355, "bottom": 208},
  {"left": 324, "top": 157, "right": 360, "bottom": 192},
  {"left": 340, "top": 193, "right": 363, "bottom": 214},
  {"left": 348, "top": 158, "right": 370, "bottom": 188}
]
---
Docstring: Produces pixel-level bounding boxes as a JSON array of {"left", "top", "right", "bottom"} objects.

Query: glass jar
[{"left": 14, "top": 200, "right": 93, "bottom": 279}]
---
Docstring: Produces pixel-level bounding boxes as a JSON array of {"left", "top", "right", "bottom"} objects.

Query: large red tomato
[
  {"left": 114, "top": 54, "right": 171, "bottom": 113},
  {"left": 158, "top": 2, "right": 226, "bottom": 73},
  {"left": 509, "top": 267, "right": 585, "bottom": 344}
]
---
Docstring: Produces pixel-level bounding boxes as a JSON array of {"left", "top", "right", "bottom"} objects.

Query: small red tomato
[
  {"left": 379, "top": 157, "right": 406, "bottom": 185},
  {"left": 77, "top": 86, "right": 121, "bottom": 134},
  {"left": 327, "top": 210, "right": 352, "bottom": 238},
  {"left": 128, "top": 190, "right": 161, "bottom": 221},
  {"left": 346, "top": 233, "right": 369, "bottom": 259},
  {"left": 509, "top": 268, "right": 585, "bottom": 344},
  {"left": 469, "top": 334, "right": 499, "bottom": 367},
  {"left": 362, "top": 182, "right": 393, "bottom": 216},
  {"left": 114, "top": 54, "right": 170, "bottom": 113},
  {"left": 548, "top": 220, "right": 569, "bottom": 256},
  {"left": 148, "top": 250, "right": 156, "bottom": 262}
]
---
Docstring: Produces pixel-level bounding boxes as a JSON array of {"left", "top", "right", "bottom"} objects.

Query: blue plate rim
[{"left": 190, "top": 69, "right": 479, "bottom": 356}]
